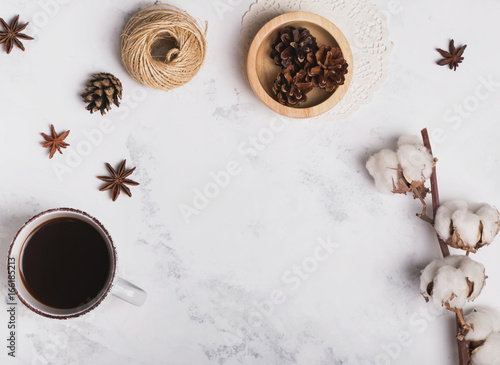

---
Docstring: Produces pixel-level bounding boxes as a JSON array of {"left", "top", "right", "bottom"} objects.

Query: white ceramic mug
[{"left": 8, "top": 208, "right": 147, "bottom": 319}]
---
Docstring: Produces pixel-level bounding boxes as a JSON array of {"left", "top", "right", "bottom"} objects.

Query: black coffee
[{"left": 20, "top": 217, "right": 112, "bottom": 309}]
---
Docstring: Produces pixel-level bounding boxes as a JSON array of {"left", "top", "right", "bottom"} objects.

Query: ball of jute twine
[{"left": 121, "top": 4, "right": 207, "bottom": 91}]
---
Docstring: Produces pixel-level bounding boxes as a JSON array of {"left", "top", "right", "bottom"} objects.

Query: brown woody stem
[
  {"left": 421, "top": 128, "right": 469, "bottom": 365},
  {"left": 416, "top": 213, "right": 433, "bottom": 224}
]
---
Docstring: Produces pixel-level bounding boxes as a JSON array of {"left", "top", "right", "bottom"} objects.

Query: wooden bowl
[{"left": 247, "top": 12, "right": 353, "bottom": 119}]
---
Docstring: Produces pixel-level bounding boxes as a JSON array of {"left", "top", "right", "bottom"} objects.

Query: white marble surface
[{"left": 1, "top": 0, "right": 500, "bottom": 364}]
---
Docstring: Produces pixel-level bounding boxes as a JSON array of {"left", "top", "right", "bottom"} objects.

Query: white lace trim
[{"left": 240, "top": 0, "right": 393, "bottom": 119}]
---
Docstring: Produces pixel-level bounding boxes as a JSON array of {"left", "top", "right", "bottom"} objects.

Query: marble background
[{"left": 1, "top": 0, "right": 500, "bottom": 364}]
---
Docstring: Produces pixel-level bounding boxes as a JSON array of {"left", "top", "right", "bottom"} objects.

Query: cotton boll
[
  {"left": 366, "top": 149, "right": 399, "bottom": 194},
  {"left": 435, "top": 201, "right": 498, "bottom": 252},
  {"left": 470, "top": 332, "right": 500, "bottom": 365},
  {"left": 396, "top": 136, "right": 433, "bottom": 181},
  {"left": 475, "top": 204, "right": 500, "bottom": 243},
  {"left": 465, "top": 308, "right": 500, "bottom": 342},
  {"left": 452, "top": 209, "right": 482, "bottom": 248},
  {"left": 420, "top": 255, "right": 486, "bottom": 310}
]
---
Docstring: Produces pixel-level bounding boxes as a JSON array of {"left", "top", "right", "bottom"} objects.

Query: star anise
[
  {"left": 97, "top": 160, "right": 139, "bottom": 201},
  {"left": 436, "top": 39, "right": 466, "bottom": 71},
  {"left": 0, "top": 15, "right": 34, "bottom": 54},
  {"left": 41, "top": 124, "right": 70, "bottom": 159}
]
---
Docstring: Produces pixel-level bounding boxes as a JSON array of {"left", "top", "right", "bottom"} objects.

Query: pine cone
[
  {"left": 303, "top": 51, "right": 317, "bottom": 78},
  {"left": 307, "top": 45, "right": 348, "bottom": 92},
  {"left": 270, "top": 26, "right": 318, "bottom": 68},
  {"left": 272, "top": 65, "right": 313, "bottom": 107},
  {"left": 81, "top": 73, "right": 123, "bottom": 115}
]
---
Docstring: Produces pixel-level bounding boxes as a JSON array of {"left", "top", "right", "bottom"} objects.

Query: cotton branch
[{"left": 421, "top": 128, "right": 469, "bottom": 365}]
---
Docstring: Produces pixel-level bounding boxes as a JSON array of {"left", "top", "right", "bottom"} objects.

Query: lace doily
[{"left": 240, "top": 0, "right": 393, "bottom": 120}]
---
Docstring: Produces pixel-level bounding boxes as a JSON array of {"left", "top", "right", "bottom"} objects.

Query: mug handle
[{"left": 111, "top": 277, "right": 147, "bottom": 306}]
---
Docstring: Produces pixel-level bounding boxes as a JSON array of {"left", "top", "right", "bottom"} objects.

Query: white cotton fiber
[
  {"left": 475, "top": 204, "right": 500, "bottom": 243},
  {"left": 470, "top": 332, "right": 500, "bottom": 365},
  {"left": 396, "top": 136, "right": 433, "bottom": 182},
  {"left": 431, "top": 265, "right": 468, "bottom": 310},
  {"left": 435, "top": 201, "right": 469, "bottom": 240},
  {"left": 457, "top": 256, "right": 486, "bottom": 300},
  {"left": 452, "top": 209, "right": 481, "bottom": 247},
  {"left": 465, "top": 307, "right": 500, "bottom": 342},
  {"left": 366, "top": 149, "right": 399, "bottom": 194}
]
